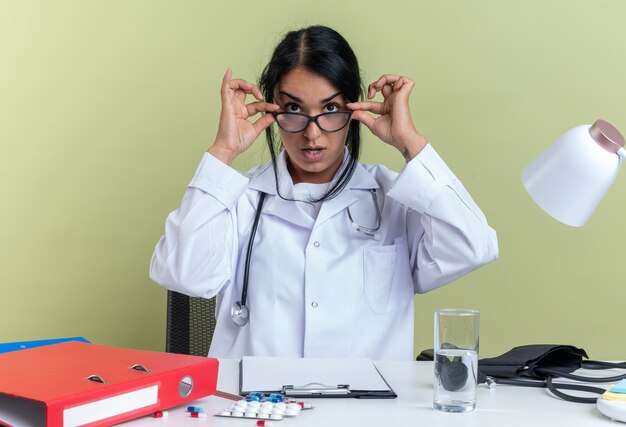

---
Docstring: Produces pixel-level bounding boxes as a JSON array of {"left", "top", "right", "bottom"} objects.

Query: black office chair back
[{"left": 166, "top": 290, "right": 216, "bottom": 356}]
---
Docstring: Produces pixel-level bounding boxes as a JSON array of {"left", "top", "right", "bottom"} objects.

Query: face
[{"left": 273, "top": 66, "right": 351, "bottom": 184}]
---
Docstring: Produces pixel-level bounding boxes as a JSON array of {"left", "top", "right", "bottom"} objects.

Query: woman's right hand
[{"left": 208, "top": 68, "right": 279, "bottom": 165}]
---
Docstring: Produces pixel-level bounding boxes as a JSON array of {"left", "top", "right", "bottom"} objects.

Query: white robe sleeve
[
  {"left": 149, "top": 153, "right": 249, "bottom": 298},
  {"left": 387, "top": 144, "right": 499, "bottom": 293}
]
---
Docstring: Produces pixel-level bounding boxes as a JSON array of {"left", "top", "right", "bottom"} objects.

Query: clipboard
[{"left": 239, "top": 357, "right": 397, "bottom": 399}]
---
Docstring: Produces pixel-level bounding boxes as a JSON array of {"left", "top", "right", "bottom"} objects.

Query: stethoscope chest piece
[{"left": 231, "top": 301, "right": 249, "bottom": 326}]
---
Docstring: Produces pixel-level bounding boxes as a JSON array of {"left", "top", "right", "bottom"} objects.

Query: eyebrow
[{"left": 279, "top": 91, "right": 343, "bottom": 104}]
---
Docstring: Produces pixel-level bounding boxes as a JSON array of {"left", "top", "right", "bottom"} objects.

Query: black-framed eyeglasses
[{"left": 272, "top": 111, "right": 352, "bottom": 133}]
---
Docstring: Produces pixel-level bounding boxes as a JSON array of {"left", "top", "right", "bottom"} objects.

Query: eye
[
  {"left": 285, "top": 103, "right": 301, "bottom": 113},
  {"left": 324, "top": 103, "right": 341, "bottom": 113}
]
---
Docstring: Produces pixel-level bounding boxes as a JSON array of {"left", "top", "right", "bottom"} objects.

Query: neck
[{"left": 286, "top": 155, "right": 343, "bottom": 185}]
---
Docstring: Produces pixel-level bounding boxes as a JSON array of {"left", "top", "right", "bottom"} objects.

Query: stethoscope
[
  {"left": 231, "top": 192, "right": 267, "bottom": 326},
  {"left": 230, "top": 189, "right": 382, "bottom": 327},
  {"left": 347, "top": 189, "right": 381, "bottom": 239}
]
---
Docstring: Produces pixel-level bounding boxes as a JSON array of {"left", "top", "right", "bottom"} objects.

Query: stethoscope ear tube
[{"left": 231, "top": 192, "right": 267, "bottom": 327}]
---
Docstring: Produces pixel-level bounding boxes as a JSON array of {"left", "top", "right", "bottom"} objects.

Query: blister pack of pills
[{"left": 215, "top": 393, "right": 312, "bottom": 421}]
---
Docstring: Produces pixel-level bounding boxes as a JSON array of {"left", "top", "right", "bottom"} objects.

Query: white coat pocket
[{"left": 363, "top": 239, "right": 413, "bottom": 314}]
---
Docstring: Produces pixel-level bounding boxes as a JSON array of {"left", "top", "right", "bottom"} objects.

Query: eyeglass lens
[{"left": 275, "top": 112, "right": 350, "bottom": 133}]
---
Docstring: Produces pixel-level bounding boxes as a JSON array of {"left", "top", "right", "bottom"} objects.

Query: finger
[
  {"left": 374, "top": 74, "right": 405, "bottom": 87},
  {"left": 346, "top": 101, "right": 385, "bottom": 115},
  {"left": 220, "top": 68, "right": 233, "bottom": 103},
  {"left": 245, "top": 101, "right": 280, "bottom": 117},
  {"left": 381, "top": 84, "right": 393, "bottom": 99},
  {"left": 350, "top": 110, "right": 377, "bottom": 131},
  {"left": 393, "top": 78, "right": 416, "bottom": 103},
  {"left": 369, "top": 80, "right": 394, "bottom": 99},
  {"left": 222, "top": 67, "right": 232, "bottom": 85},
  {"left": 394, "top": 77, "right": 416, "bottom": 93},
  {"left": 369, "top": 75, "right": 414, "bottom": 98},
  {"left": 367, "top": 82, "right": 378, "bottom": 99},
  {"left": 251, "top": 113, "right": 276, "bottom": 135},
  {"left": 368, "top": 74, "right": 402, "bottom": 97},
  {"left": 399, "top": 78, "right": 415, "bottom": 94},
  {"left": 229, "top": 78, "right": 263, "bottom": 100}
]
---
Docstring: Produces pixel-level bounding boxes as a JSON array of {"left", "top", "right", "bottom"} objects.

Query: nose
[{"left": 303, "top": 118, "right": 322, "bottom": 141}]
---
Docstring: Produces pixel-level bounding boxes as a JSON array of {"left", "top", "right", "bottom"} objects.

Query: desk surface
[{"left": 121, "top": 360, "right": 618, "bottom": 427}]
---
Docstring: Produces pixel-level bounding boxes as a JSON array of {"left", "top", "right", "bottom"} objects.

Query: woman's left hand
[{"left": 347, "top": 74, "right": 427, "bottom": 160}]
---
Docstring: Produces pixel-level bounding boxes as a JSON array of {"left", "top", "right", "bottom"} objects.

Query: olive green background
[{"left": 1, "top": 0, "right": 625, "bottom": 358}]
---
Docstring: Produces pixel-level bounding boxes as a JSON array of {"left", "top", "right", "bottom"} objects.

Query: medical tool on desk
[
  {"left": 231, "top": 187, "right": 383, "bottom": 327},
  {"left": 215, "top": 392, "right": 313, "bottom": 421}
]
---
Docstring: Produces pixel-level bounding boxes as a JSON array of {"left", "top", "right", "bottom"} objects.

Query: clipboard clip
[{"left": 282, "top": 382, "right": 350, "bottom": 397}]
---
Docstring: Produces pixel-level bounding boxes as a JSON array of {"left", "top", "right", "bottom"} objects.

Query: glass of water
[{"left": 433, "top": 308, "right": 479, "bottom": 413}]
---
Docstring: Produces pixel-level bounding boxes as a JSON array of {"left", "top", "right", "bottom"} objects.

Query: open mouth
[{"left": 301, "top": 147, "right": 326, "bottom": 160}]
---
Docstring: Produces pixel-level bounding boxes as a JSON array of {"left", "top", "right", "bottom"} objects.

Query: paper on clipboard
[{"left": 240, "top": 357, "right": 396, "bottom": 398}]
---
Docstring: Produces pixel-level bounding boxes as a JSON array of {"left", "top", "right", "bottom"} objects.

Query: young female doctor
[{"left": 150, "top": 25, "right": 498, "bottom": 360}]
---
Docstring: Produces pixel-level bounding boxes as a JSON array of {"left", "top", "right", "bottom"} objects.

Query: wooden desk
[{"left": 121, "top": 359, "right": 618, "bottom": 427}]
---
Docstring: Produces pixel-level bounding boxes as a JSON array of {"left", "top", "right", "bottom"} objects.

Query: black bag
[
  {"left": 477, "top": 344, "right": 626, "bottom": 404},
  {"left": 478, "top": 344, "right": 586, "bottom": 382},
  {"left": 418, "top": 344, "right": 626, "bottom": 404}
]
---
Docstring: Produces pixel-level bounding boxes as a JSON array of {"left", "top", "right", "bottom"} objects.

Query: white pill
[
  {"left": 245, "top": 412, "right": 258, "bottom": 418},
  {"left": 191, "top": 413, "right": 207, "bottom": 418},
  {"left": 258, "top": 406, "right": 271, "bottom": 414},
  {"left": 219, "top": 411, "right": 231, "bottom": 416},
  {"left": 248, "top": 401, "right": 261, "bottom": 409},
  {"left": 231, "top": 411, "right": 244, "bottom": 417},
  {"left": 287, "top": 403, "right": 301, "bottom": 411},
  {"left": 285, "top": 408, "right": 300, "bottom": 416},
  {"left": 270, "top": 414, "right": 283, "bottom": 420},
  {"left": 274, "top": 403, "right": 286, "bottom": 410}
]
